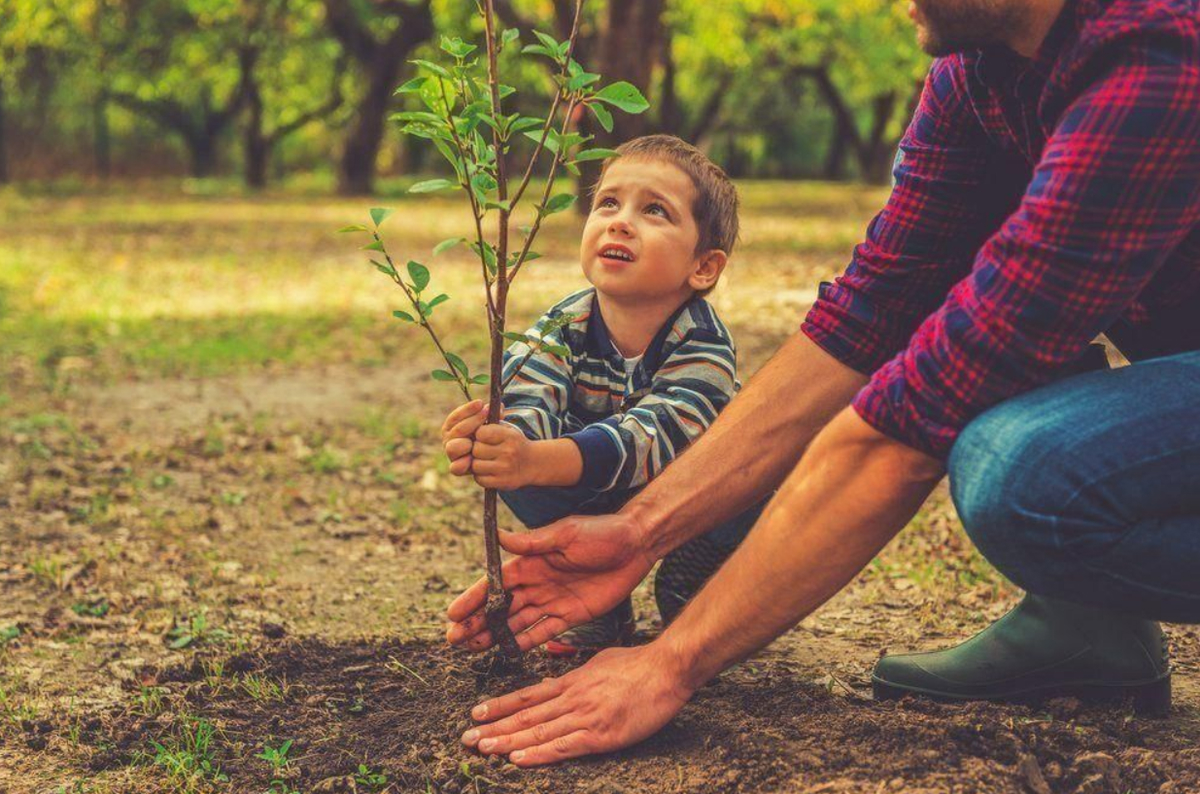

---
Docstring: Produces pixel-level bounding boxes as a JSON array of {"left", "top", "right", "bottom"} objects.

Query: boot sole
[{"left": 872, "top": 672, "right": 1172, "bottom": 717}]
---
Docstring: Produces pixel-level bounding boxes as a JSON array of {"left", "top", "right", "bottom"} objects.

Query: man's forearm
[
  {"left": 623, "top": 330, "right": 867, "bottom": 560},
  {"left": 656, "top": 408, "right": 945, "bottom": 689}
]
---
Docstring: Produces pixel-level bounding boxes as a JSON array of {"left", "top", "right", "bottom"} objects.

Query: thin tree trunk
[
  {"left": 244, "top": 77, "right": 268, "bottom": 189},
  {"left": 93, "top": 93, "right": 111, "bottom": 180},
  {"left": 0, "top": 84, "right": 8, "bottom": 185},
  {"left": 338, "top": 54, "right": 397, "bottom": 195},
  {"left": 189, "top": 134, "right": 218, "bottom": 178}
]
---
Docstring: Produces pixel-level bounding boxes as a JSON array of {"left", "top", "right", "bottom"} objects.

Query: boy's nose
[{"left": 607, "top": 217, "right": 634, "bottom": 236}]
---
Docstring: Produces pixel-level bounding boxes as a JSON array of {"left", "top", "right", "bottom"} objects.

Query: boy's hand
[
  {"left": 471, "top": 421, "right": 536, "bottom": 490},
  {"left": 441, "top": 400, "right": 488, "bottom": 477}
]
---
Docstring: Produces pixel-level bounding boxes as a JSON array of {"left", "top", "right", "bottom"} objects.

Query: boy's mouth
[{"left": 598, "top": 244, "right": 637, "bottom": 264}]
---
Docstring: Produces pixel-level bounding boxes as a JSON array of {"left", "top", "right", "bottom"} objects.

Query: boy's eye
[
  {"left": 596, "top": 197, "right": 617, "bottom": 209},
  {"left": 646, "top": 203, "right": 669, "bottom": 218}
]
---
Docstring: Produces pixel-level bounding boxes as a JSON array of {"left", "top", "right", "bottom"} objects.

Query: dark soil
[{"left": 89, "top": 637, "right": 1200, "bottom": 794}]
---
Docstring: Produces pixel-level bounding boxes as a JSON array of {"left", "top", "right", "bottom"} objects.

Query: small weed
[
  {"left": 202, "top": 425, "right": 226, "bottom": 457},
  {"left": 200, "top": 658, "right": 228, "bottom": 695},
  {"left": 240, "top": 673, "right": 287, "bottom": 702},
  {"left": 219, "top": 490, "right": 246, "bottom": 506},
  {"left": 151, "top": 473, "right": 175, "bottom": 489},
  {"left": 147, "top": 716, "right": 227, "bottom": 788},
  {"left": 71, "top": 599, "right": 110, "bottom": 618},
  {"left": 165, "top": 612, "right": 232, "bottom": 650},
  {"left": 355, "top": 763, "right": 389, "bottom": 790},
  {"left": 389, "top": 499, "right": 411, "bottom": 526},
  {"left": 255, "top": 738, "right": 293, "bottom": 773},
  {"left": 0, "top": 684, "right": 39, "bottom": 727},
  {"left": 0, "top": 625, "right": 19, "bottom": 647},
  {"left": 27, "top": 554, "right": 69, "bottom": 590},
  {"left": 136, "top": 685, "right": 167, "bottom": 716},
  {"left": 307, "top": 447, "right": 345, "bottom": 474}
]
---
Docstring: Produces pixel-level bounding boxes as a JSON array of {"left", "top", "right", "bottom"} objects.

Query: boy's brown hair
[{"left": 596, "top": 134, "right": 740, "bottom": 258}]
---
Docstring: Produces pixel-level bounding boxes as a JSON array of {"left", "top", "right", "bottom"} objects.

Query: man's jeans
[
  {"left": 948, "top": 349, "right": 1200, "bottom": 624},
  {"left": 500, "top": 483, "right": 763, "bottom": 551}
]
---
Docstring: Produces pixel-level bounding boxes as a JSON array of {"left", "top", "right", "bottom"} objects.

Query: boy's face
[{"left": 580, "top": 157, "right": 723, "bottom": 304}]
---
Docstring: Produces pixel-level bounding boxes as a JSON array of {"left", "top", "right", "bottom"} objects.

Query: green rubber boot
[{"left": 872, "top": 595, "right": 1171, "bottom": 715}]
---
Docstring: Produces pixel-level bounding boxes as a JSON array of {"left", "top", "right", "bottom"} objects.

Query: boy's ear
[{"left": 689, "top": 249, "right": 728, "bottom": 292}]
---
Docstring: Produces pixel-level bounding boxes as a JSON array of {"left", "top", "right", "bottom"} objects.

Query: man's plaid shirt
[
  {"left": 803, "top": 0, "right": 1200, "bottom": 458},
  {"left": 501, "top": 288, "right": 739, "bottom": 492}
]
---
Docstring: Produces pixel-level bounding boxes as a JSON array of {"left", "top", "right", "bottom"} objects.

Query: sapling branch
[{"left": 346, "top": 0, "right": 646, "bottom": 666}]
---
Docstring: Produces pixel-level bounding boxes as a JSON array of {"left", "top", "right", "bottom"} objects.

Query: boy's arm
[
  {"left": 499, "top": 318, "right": 572, "bottom": 442},
  {"left": 566, "top": 328, "right": 736, "bottom": 493}
]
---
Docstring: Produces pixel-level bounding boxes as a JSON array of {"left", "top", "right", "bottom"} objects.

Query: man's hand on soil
[
  {"left": 445, "top": 514, "right": 654, "bottom": 652},
  {"left": 461, "top": 643, "right": 693, "bottom": 766}
]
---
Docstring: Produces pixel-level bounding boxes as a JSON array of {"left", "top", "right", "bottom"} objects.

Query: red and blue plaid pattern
[{"left": 803, "top": 0, "right": 1200, "bottom": 458}]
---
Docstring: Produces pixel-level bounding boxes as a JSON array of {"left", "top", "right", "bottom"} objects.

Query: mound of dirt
[{"left": 90, "top": 637, "right": 1200, "bottom": 793}]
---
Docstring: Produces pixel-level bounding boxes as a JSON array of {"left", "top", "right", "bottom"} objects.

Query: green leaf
[
  {"left": 409, "top": 179, "right": 456, "bottom": 194},
  {"left": 338, "top": 224, "right": 369, "bottom": 233},
  {"left": 369, "top": 207, "right": 394, "bottom": 227},
  {"left": 393, "top": 76, "right": 426, "bottom": 95},
  {"left": 572, "top": 148, "right": 619, "bottom": 164},
  {"left": 471, "top": 241, "right": 498, "bottom": 275},
  {"left": 427, "top": 294, "right": 450, "bottom": 309},
  {"left": 502, "top": 331, "right": 535, "bottom": 344},
  {"left": 484, "top": 199, "right": 512, "bottom": 212},
  {"left": 390, "top": 111, "right": 444, "bottom": 126},
  {"left": 588, "top": 102, "right": 614, "bottom": 133},
  {"left": 433, "top": 237, "right": 466, "bottom": 256},
  {"left": 501, "top": 29, "right": 520, "bottom": 49},
  {"left": 543, "top": 344, "right": 570, "bottom": 358},
  {"left": 371, "top": 260, "right": 396, "bottom": 276},
  {"left": 410, "top": 59, "right": 450, "bottom": 78},
  {"left": 361, "top": 239, "right": 386, "bottom": 252},
  {"left": 524, "top": 129, "right": 560, "bottom": 154},
  {"left": 510, "top": 117, "right": 545, "bottom": 135},
  {"left": 498, "top": 84, "right": 517, "bottom": 99},
  {"left": 533, "top": 30, "right": 561, "bottom": 54},
  {"left": 407, "top": 261, "right": 430, "bottom": 292},
  {"left": 470, "top": 374, "right": 490, "bottom": 385},
  {"left": 167, "top": 634, "right": 194, "bottom": 650},
  {"left": 444, "top": 352, "right": 469, "bottom": 378},
  {"left": 431, "top": 370, "right": 457, "bottom": 382},
  {"left": 594, "top": 82, "right": 650, "bottom": 114},
  {"left": 542, "top": 193, "right": 577, "bottom": 216},
  {"left": 439, "top": 36, "right": 477, "bottom": 59},
  {"left": 392, "top": 310, "right": 416, "bottom": 323},
  {"left": 521, "top": 44, "right": 557, "bottom": 60}
]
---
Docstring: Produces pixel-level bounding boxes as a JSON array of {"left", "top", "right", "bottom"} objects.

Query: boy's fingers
[
  {"left": 444, "top": 437, "right": 473, "bottom": 460},
  {"left": 448, "top": 456, "right": 473, "bottom": 476},
  {"left": 475, "top": 424, "right": 512, "bottom": 444},
  {"left": 442, "top": 400, "right": 484, "bottom": 435},
  {"left": 449, "top": 411, "right": 488, "bottom": 440}
]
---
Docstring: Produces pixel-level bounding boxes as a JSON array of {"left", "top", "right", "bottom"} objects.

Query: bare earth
[{"left": 3, "top": 352, "right": 1199, "bottom": 794}]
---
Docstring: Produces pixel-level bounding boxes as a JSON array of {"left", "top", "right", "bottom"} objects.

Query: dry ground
[{"left": 1, "top": 181, "right": 1197, "bottom": 793}]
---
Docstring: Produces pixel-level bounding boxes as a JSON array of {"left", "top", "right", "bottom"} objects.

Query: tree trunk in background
[
  {"left": 857, "top": 91, "right": 898, "bottom": 184},
  {"left": 823, "top": 112, "right": 852, "bottom": 180},
  {"left": 244, "top": 73, "right": 269, "bottom": 189},
  {"left": 93, "top": 92, "right": 112, "bottom": 180},
  {"left": 188, "top": 134, "right": 219, "bottom": 178},
  {"left": 0, "top": 84, "right": 8, "bottom": 184},
  {"left": 576, "top": 0, "right": 665, "bottom": 210},
  {"left": 324, "top": 0, "right": 434, "bottom": 196}
]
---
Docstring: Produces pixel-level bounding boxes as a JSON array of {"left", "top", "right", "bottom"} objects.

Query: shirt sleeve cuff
[
  {"left": 566, "top": 424, "right": 624, "bottom": 491},
  {"left": 850, "top": 377, "right": 956, "bottom": 460}
]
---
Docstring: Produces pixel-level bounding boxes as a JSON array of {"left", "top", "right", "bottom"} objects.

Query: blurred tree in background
[{"left": 0, "top": 0, "right": 928, "bottom": 189}]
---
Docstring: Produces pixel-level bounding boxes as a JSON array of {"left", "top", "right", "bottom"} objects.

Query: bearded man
[{"left": 442, "top": 0, "right": 1200, "bottom": 767}]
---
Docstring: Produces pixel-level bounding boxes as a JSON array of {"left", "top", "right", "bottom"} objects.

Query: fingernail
[
  {"left": 472, "top": 704, "right": 488, "bottom": 719},
  {"left": 462, "top": 729, "right": 479, "bottom": 745},
  {"left": 511, "top": 750, "right": 525, "bottom": 762},
  {"left": 478, "top": 738, "right": 495, "bottom": 752}
]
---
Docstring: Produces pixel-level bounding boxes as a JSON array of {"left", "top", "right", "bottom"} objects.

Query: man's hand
[
  {"left": 441, "top": 400, "right": 488, "bottom": 477},
  {"left": 461, "top": 644, "right": 693, "bottom": 766},
  {"left": 446, "top": 513, "right": 653, "bottom": 652},
  {"left": 470, "top": 421, "right": 536, "bottom": 490}
]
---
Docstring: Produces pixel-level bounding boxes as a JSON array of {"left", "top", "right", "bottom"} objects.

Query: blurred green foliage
[{"left": 0, "top": 0, "right": 928, "bottom": 187}]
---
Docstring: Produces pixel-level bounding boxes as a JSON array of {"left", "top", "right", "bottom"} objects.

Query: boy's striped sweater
[{"left": 501, "top": 287, "right": 740, "bottom": 493}]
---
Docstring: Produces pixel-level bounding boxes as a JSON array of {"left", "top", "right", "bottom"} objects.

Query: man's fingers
[
  {"left": 442, "top": 400, "right": 484, "bottom": 436},
  {"left": 516, "top": 616, "right": 570, "bottom": 651},
  {"left": 509, "top": 730, "right": 593, "bottom": 767},
  {"left": 447, "top": 577, "right": 489, "bottom": 623},
  {"left": 463, "top": 698, "right": 572, "bottom": 749},
  {"left": 505, "top": 605, "right": 547, "bottom": 636},
  {"left": 473, "top": 676, "right": 563, "bottom": 722},
  {"left": 498, "top": 527, "right": 564, "bottom": 556},
  {"left": 470, "top": 715, "right": 582, "bottom": 757}
]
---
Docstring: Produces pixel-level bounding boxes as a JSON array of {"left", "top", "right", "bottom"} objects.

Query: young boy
[{"left": 440, "top": 135, "right": 766, "bottom": 655}]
